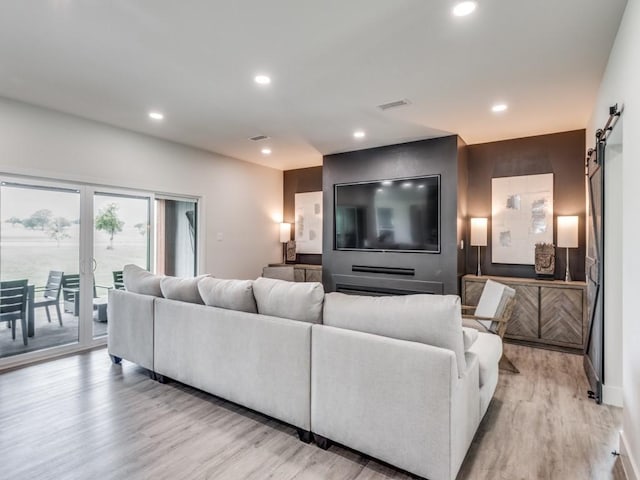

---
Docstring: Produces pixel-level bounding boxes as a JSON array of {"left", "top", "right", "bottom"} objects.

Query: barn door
[
  {"left": 583, "top": 105, "right": 621, "bottom": 404},
  {"left": 584, "top": 143, "right": 604, "bottom": 403}
]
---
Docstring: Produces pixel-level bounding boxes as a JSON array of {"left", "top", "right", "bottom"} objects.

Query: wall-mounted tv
[{"left": 334, "top": 175, "right": 440, "bottom": 253}]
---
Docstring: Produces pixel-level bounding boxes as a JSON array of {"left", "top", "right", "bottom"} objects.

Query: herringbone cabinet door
[
  {"left": 540, "top": 287, "right": 583, "bottom": 345},
  {"left": 505, "top": 285, "right": 539, "bottom": 339}
]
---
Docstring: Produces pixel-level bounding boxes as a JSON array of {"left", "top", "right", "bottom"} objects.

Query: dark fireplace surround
[{"left": 322, "top": 136, "right": 468, "bottom": 296}]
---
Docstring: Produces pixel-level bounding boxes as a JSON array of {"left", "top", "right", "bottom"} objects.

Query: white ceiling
[{"left": 0, "top": 0, "right": 627, "bottom": 170}]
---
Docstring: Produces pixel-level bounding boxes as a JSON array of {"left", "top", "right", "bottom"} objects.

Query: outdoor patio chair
[
  {"left": 0, "top": 279, "right": 29, "bottom": 346},
  {"left": 61, "top": 273, "right": 110, "bottom": 321},
  {"left": 112, "top": 270, "right": 125, "bottom": 290},
  {"left": 33, "top": 270, "right": 64, "bottom": 326}
]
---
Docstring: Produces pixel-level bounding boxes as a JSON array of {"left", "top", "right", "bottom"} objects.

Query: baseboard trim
[
  {"left": 621, "top": 430, "right": 639, "bottom": 480},
  {"left": 603, "top": 385, "right": 624, "bottom": 407}
]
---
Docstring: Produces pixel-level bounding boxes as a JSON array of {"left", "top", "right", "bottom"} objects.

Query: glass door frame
[
  {"left": 87, "top": 187, "right": 155, "bottom": 340},
  {"left": 0, "top": 177, "right": 156, "bottom": 370}
]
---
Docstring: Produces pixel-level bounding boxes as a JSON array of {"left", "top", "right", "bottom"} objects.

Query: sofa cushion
[
  {"left": 323, "top": 292, "right": 467, "bottom": 376},
  {"left": 467, "top": 332, "right": 502, "bottom": 388},
  {"left": 252, "top": 277, "right": 324, "bottom": 324},
  {"left": 197, "top": 277, "right": 257, "bottom": 313},
  {"left": 462, "top": 327, "right": 479, "bottom": 351},
  {"left": 160, "top": 275, "right": 206, "bottom": 304},
  {"left": 122, "top": 264, "right": 163, "bottom": 297}
]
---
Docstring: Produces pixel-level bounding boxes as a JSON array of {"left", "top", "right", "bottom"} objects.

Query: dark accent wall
[
  {"left": 283, "top": 166, "right": 323, "bottom": 265},
  {"left": 322, "top": 136, "right": 467, "bottom": 295},
  {"left": 466, "top": 130, "right": 586, "bottom": 281}
]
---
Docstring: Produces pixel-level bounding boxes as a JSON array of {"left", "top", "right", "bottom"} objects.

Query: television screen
[{"left": 334, "top": 175, "right": 440, "bottom": 253}]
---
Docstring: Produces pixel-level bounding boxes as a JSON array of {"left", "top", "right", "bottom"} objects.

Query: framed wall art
[
  {"left": 491, "top": 173, "right": 554, "bottom": 265},
  {"left": 295, "top": 191, "right": 323, "bottom": 254}
]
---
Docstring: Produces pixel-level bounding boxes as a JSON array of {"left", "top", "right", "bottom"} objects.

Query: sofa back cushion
[
  {"left": 123, "top": 264, "right": 163, "bottom": 297},
  {"left": 160, "top": 275, "right": 207, "bottom": 304},
  {"left": 252, "top": 277, "right": 324, "bottom": 324},
  {"left": 323, "top": 292, "right": 467, "bottom": 376},
  {"left": 197, "top": 277, "right": 257, "bottom": 313}
]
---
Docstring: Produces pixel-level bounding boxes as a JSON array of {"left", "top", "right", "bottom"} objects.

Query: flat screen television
[{"left": 334, "top": 175, "right": 440, "bottom": 253}]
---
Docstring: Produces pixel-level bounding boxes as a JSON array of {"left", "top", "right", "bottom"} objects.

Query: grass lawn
[{"left": 1, "top": 224, "right": 147, "bottom": 289}]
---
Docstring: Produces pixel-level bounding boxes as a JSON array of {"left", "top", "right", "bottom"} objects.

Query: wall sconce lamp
[
  {"left": 279, "top": 222, "right": 291, "bottom": 264},
  {"left": 557, "top": 216, "right": 578, "bottom": 282},
  {"left": 470, "top": 218, "right": 488, "bottom": 276}
]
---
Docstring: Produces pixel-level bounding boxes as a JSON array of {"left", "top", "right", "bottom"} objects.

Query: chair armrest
[
  {"left": 95, "top": 284, "right": 111, "bottom": 291},
  {"left": 461, "top": 305, "right": 477, "bottom": 310},
  {"left": 462, "top": 314, "right": 507, "bottom": 323}
]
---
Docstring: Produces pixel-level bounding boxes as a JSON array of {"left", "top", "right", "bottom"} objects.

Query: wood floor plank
[{"left": 0, "top": 344, "right": 625, "bottom": 480}]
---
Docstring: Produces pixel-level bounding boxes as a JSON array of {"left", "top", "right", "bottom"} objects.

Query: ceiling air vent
[
  {"left": 249, "top": 135, "right": 270, "bottom": 141},
  {"left": 377, "top": 99, "right": 411, "bottom": 111}
]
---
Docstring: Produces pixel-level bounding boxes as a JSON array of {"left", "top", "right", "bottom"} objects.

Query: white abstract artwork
[
  {"left": 492, "top": 173, "right": 554, "bottom": 265},
  {"left": 295, "top": 191, "right": 323, "bottom": 254}
]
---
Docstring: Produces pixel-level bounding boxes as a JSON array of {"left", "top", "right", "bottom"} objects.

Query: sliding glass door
[
  {"left": 0, "top": 176, "right": 197, "bottom": 367},
  {"left": 92, "top": 191, "right": 152, "bottom": 338},
  {"left": 0, "top": 179, "right": 81, "bottom": 359}
]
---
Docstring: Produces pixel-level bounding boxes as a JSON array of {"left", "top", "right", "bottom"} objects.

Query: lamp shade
[
  {"left": 279, "top": 222, "right": 291, "bottom": 243},
  {"left": 557, "top": 216, "right": 578, "bottom": 248},
  {"left": 470, "top": 218, "right": 488, "bottom": 247}
]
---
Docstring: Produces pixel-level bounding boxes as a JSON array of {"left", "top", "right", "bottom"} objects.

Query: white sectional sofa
[{"left": 107, "top": 265, "right": 502, "bottom": 480}]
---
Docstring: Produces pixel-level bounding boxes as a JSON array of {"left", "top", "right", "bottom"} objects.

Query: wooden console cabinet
[
  {"left": 461, "top": 274, "right": 587, "bottom": 353},
  {"left": 268, "top": 264, "right": 322, "bottom": 282}
]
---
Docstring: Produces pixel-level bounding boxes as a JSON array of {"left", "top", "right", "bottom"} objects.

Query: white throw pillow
[
  {"left": 160, "top": 275, "right": 207, "bottom": 304},
  {"left": 252, "top": 277, "right": 324, "bottom": 324},
  {"left": 323, "top": 292, "right": 467, "bottom": 376},
  {"left": 197, "top": 277, "right": 257, "bottom": 313},
  {"left": 122, "top": 264, "right": 163, "bottom": 297}
]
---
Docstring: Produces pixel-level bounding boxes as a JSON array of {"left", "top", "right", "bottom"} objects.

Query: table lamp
[
  {"left": 279, "top": 222, "right": 291, "bottom": 263},
  {"left": 557, "top": 216, "right": 578, "bottom": 282},
  {"left": 470, "top": 218, "right": 488, "bottom": 276}
]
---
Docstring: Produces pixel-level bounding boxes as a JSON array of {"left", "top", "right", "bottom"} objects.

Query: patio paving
[{"left": 1, "top": 304, "right": 107, "bottom": 359}]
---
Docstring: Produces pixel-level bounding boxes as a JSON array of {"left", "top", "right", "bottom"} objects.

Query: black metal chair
[
  {"left": 33, "top": 270, "right": 64, "bottom": 326},
  {"left": 0, "top": 279, "right": 29, "bottom": 346}
]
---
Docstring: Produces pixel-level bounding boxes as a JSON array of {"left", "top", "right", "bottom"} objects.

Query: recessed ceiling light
[
  {"left": 491, "top": 103, "right": 508, "bottom": 113},
  {"left": 261, "top": 147, "right": 272, "bottom": 155},
  {"left": 381, "top": 180, "right": 393, "bottom": 186},
  {"left": 353, "top": 130, "right": 366, "bottom": 139},
  {"left": 402, "top": 182, "right": 413, "bottom": 188},
  {"left": 418, "top": 184, "right": 425, "bottom": 189},
  {"left": 254, "top": 75, "right": 271, "bottom": 85},
  {"left": 452, "top": 1, "right": 477, "bottom": 17},
  {"left": 148, "top": 111, "right": 164, "bottom": 120}
]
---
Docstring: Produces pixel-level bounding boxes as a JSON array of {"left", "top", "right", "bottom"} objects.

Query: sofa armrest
[
  {"left": 107, "top": 289, "right": 155, "bottom": 370},
  {"left": 311, "top": 325, "right": 480, "bottom": 480}
]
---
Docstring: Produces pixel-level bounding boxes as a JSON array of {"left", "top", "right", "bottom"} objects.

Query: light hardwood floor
[{"left": 0, "top": 344, "right": 625, "bottom": 480}]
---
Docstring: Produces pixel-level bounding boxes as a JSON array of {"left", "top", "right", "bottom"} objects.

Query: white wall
[
  {"left": 0, "top": 97, "right": 283, "bottom": 280},
  {"left": 589, "top": 0, "right": 640, "bottom": 477}
]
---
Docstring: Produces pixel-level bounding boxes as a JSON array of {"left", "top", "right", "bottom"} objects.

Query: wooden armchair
[{"left": 462, "top": 279, "right": 518, "bottom": 373}]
